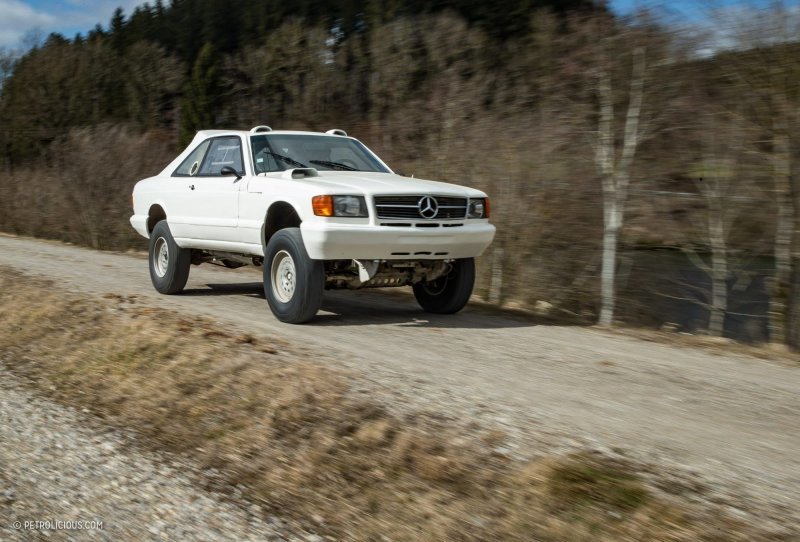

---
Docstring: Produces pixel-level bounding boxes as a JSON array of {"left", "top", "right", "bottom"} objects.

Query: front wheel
[
  {"left": 413, "top": 258, "right": 475, "bottom": 314},
  {"left": 263, "top": 228, "right": 324, "bottom": 324},
  {"left": 148, "top": 220, "right": 191, "bottom": 294}
]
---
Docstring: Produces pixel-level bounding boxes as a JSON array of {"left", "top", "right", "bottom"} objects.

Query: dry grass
[
  {"left": 0, "top": 268, "right": 774, "bottom": 541},
  {"left": 600, "top": 325, "right": 800, "bottom": 366},
  {"left": 0, "top": 125, "right": 173, "bottom": 251}
]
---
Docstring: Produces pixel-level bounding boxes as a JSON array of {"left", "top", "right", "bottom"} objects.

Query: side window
[
  {"left": 173, "top": 140, "right": 211, "bottom": 176},
  {"left": 198, "top": 137, "right": 243, "bottom": 176}
]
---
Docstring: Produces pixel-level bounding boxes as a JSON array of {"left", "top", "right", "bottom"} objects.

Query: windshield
[{"left": 250, "top": 134, "right": 390, "bottom": 174}]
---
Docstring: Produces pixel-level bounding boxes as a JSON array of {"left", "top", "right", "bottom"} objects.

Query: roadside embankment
[{"left": 0, "top": 268, "right": 780, "bottom": 540}]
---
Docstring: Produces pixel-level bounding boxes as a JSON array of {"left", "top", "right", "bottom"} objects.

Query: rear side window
[
  {"left": 198, "top": 137, "right": 244, "bottom": 176},
  {"left": 173, "top": 140, "right": 211, "bottom": 176}
]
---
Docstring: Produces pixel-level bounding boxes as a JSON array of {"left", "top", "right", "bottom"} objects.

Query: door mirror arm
[{"left": 220, "top": 166, "right": 242, "bottom": 181}]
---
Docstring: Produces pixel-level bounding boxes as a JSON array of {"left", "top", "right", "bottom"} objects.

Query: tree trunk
[
  {"left": 707, "top": 198, "right": 728, "bottom": 337},
  {"left": 594, "top": 47, "right": 644, "bottom": 327},
  {"left": 598, "top": 198, "right": 619, "bottom": 326},
  {"left": 769, "top": 127, "right": 792, "bottom": 344},
  {"left": 787, "top": 160, "right": 800, "bottom": 349},
  {"left": 787, "top": 256, "right": 800, "bottom": 349},
  {"left": 488, "top": 246, "right": 504, "bottom": 305}
]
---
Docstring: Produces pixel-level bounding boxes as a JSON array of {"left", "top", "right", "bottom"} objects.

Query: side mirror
[{"left": 220, "top": 166, "right": 242, "bottom": 181}]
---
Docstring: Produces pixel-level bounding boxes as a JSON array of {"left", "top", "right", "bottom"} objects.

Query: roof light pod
[
  {"left": 250, "top": 125, "right": 273, "bottom": 133},
  {"left": 325, "top": 129, "right": 347, "bottom": 137}
]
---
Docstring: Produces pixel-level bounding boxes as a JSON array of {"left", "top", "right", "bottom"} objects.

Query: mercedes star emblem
[{"left": 418, "top": 196, "right": 439, "bottom": 219}]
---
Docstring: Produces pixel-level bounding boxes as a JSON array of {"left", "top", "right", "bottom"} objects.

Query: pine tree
[
  {"left": 109, "top": 8, "right": 126, "bottom": 52},
  {"left": 180, "top": 43, "right": 220, "bottom": 144}
]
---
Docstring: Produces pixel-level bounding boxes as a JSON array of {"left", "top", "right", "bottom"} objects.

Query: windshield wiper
[
  {"left": 260, "top": 151, "right": 307, "bottom": 169},
  {"left": 309, "top": 159, "right": 358, "bottom": 171}
]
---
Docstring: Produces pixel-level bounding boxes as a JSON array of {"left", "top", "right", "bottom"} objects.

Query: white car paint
[{"left": 130, "top": 129, "right": 495, "bottom": 260}]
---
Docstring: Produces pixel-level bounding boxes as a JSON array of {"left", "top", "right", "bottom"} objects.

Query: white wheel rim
[
  {"left": 153, "top": 237, "right": 169, "bottom": 278},
  {"left": 271, "top": 250, "right": 296, "bottom": 303}
]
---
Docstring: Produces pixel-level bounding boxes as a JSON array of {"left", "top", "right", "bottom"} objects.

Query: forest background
[{"left": 1, "top": 0, "right": 799, "bottom": 346}]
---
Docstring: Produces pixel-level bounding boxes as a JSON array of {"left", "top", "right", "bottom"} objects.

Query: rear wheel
[
  {"left": 263, "top": 228, "right": 324, "bottom": 323},
  {"left": 148, "top": 220, "right": 191, "bottom": 294},
  {"left": 413, "top": 258, "right": 475, "bottom": 314}
]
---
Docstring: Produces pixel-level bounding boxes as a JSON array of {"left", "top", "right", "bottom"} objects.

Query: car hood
[{"left": 266, "top": 171, "right": 487, "bottom": 198}]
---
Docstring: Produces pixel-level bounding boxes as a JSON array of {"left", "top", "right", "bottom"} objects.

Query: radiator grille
[{"left": 374, "top": 195, "right": 467, "bottom": 220}]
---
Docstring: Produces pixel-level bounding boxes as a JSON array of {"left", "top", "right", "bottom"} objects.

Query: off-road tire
[
  {"left": 413, "top": 258, "right": 475, "bottom": 314},
  {"left": 148, "top": 220, "right": 191, "bottom": 294},
  {"left": 263, "top": 228, "right": 324, "bottom": 324}
]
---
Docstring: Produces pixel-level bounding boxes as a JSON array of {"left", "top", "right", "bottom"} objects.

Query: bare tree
[
  {"left": 690, "top": 161, "right": 735, "bottom": 336},
  {"left": 672, "top": 77, "right": 752, "bottom": 336},
  {"left": 771, "top": 107, "right": 793, "bottom": 344},
  {"left": 594, "top": 45, "right": 646, "bottom": 326},
  {"left": 711, "top": 2, "right": 800, "bottom": 345}
]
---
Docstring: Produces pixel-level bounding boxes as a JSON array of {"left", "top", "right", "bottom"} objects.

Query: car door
[{"left": 174, "top": 136, "right": 244, "bottom": 242}]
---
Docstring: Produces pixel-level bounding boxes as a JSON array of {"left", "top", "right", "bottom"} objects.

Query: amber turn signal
[{"left": 312, "top": 195, "right": 334, "bottom": 217}]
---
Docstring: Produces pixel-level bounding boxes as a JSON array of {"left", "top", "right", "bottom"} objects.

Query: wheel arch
[
  {"left": 262, "top": 201, "right": 301, "bottom": 248},
  {"left": 147, "top": 204, "right": 167, "bottom": 234}
]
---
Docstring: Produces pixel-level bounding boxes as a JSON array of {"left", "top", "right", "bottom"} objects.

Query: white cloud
[
  {"left": 54, "top": 1, "right": 150, "bottom": 32},
  {"left": 0, "top": 0, "right": 54, "bottom": 47},
  {"left": 685, "top": 2, "right": 800, "bottom": 57},
  {"left": 0, "top": 0, "right": 148, "bottom": 48}
]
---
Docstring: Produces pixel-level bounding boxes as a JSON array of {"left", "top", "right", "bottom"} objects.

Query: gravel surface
[
  {"left": 0, "top": 366, "right": 310, "bottom": 542},
  {"left": 1, "top": 234, "right": 799, "bottom": 534}
]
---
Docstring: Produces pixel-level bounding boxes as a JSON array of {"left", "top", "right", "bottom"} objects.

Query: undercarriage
[
  {"left": 192, "top": 250, "right": 452, "bottom": 290},
  {"left": 323, "top": 259, "right": 451, "bottom": 289}
]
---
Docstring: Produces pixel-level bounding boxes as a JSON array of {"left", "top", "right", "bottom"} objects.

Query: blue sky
[
  {"left": 0, "top": 0, "right": 795, "bottom": 49},
  {"left": 0, "top": 0, "right": 144, "bottom": 48},
  {"left": 609, "top": 0, "right": 787, "bottom": 19}
]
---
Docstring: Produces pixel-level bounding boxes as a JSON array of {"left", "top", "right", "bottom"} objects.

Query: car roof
[{"left": 195, "top": 129, "right": 347, "bottom": 139}]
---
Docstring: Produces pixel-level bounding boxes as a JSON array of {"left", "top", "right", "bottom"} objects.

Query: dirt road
[{"left": 1, "top": 234, "right": 798, "bottom": 528}]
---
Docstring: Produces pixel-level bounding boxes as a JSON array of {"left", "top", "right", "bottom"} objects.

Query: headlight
[
  {"left": 312, "top": 195, "right": 368, "bottom": 217},
  {"left": 333, "top": 195, "right": 368, "bottom": 217},
  {"left": 468, "top": 198, "right": 490, "bottom": 219}
]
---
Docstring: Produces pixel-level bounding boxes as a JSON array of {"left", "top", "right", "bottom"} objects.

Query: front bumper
[{"left": 301, "top": 222, "right": 496, "bottom": 260}]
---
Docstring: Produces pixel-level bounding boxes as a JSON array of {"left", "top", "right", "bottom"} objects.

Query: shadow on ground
[
  {"left": 181, "top": 281, "right": 569, "bottom": 330},
  {"left": 182, "top": 282, "right": 265, "bottom": 299}
]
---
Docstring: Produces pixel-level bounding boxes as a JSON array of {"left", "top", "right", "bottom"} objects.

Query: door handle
[{"left": 189, "top": 184, "right": 195, "bottom": 190}]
